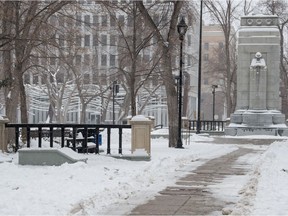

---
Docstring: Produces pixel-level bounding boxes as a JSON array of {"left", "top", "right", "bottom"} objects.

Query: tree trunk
[
  {"left": 136, "top": 1, "right": 182, "bottom": 147},
  {"left": 279, "top": 26, "right": 288, "bottom": 118},
  {"left": 80, "top": 103, "right": 87, "bottom": 124},
  {"left": 162, "top": 47, "right": 178, "bottom": 147},
  {"left": 130, "top": 2, "right": 137, "bottom": 117}
]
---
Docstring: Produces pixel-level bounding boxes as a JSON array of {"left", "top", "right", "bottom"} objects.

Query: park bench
[{"left": 66, "top": 128, "right": 103, "bottom": 153}]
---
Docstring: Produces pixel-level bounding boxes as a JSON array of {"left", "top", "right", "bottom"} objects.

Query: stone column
[
  {"left": 0, "top": 116, "right": 9, "bottom": 152},
  {"left": 130, "top": 115, "right": 151, "bottom": 156}
]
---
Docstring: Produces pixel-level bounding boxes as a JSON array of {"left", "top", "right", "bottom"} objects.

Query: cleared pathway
[{"left": 129, "top": 143, "right": 267, "bottom": 215}]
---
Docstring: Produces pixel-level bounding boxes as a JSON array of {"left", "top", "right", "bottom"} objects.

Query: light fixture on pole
[
  {"left": 112, "top": 81, "right": 119, "bottom": 124},
  {"left": 196, "top": 0, "right": 203, "bottom": 134},
  {"left": 176, "top": 16, "right": 188, "bottom": 149},
  {"left": 212, "top": 84, "right": 218, "bottom": 123}
]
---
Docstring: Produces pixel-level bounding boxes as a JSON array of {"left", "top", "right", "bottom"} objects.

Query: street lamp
[
  {"left": 112, "top": 81, "right": 119, "bottom": 124},
  {"left": 196, "top": 0, "right": 203, "bottom": 134},
  {"left": 176, "top": 17, "right": 188, "bottom": 149},
  {"left": 212, "top": 84, "right": 218, "bottom": 123}
]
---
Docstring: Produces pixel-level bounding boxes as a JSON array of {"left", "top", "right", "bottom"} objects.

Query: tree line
[{"left": 1, "top": 0, "right": 288, "bottom": 148}]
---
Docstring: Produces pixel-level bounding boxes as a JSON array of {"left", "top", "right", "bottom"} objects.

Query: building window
[
  {"left": 101, "top": 54, "right": 107, "bottom": 66},
  {"left": 50, "top": 57, "right": 56, "bottom": 65},
  {"left": 93, "top": 35, "right": 98, "bottom": 46},
  {"left": 41, "top": 58, "right": 47, "bottom": 66},
  {"left": 219, "top": 42, "right": 224, "bottom": 49},
  {"left": 59, "top": 34, "right": 64, "bottom": 47},
  {"left": 76, "top": 55, "right": 82, "bottom": 65},
  {"left": 204, "top": 42, "right": 209, "bottom": 50},
  {"left": 84, "top": 74, "right": 90, "bottom": 84},
  {"left": 76, "top": 35, "right": 82, "bottom": 46},
  {"left": 187, "top": 54, "right": 192, "bottom": 66},
  {"left": 118, "top": 15, "right": 125, "bottom": 26},
  {"left": 127, "top": 15, "right": 133, "bottom": 27},
  {"left": 33, "top": 75, "right": 38, "bottom": 85},
  {"left": 102, "top": 15, "right": 107, "bottom": 27},
  {"left": 50, "top": 15, "right": 57, "bottom": 26},
  {"left": 110, "top": 16, "right": 116, "bottom": 27},
  {"left": 84, "top": 35, "right": 90, "bottom": 46},
  {"left": 143, "top": 54, "right": 150, "bottom": 63},
  {"left": 93, "top": 15, "right": 98, "bottom": 26},
  {"left": 59, "top": 16, "right": 65, "bottom": 28},
  {"left": 84, "top": 54, "right": 90, "bottom": 65},
  {"left": 93, "top": 54, "right": 98, "bottom": 66},
  {"left": 204, "top": 54, "right": 209, "bottom": 61},
  {"left": 101, "top": 35, "right": 107, "bottom": 45},
  {"left": 110, "top": 54, "right": 116, "bottom": 66},
  {"left": 76, "top": 15, "right": 81, "bottom": 26},
  {"left": 110, "top": 35, "right": 117, "bottom": 46},
  {"left": 84, "top": 15, "right": 90, "bottom": 27},
  {"left": 153, "top": 14, "right": 160, "bottom": 25},
  {"left": 187, "top": 35, "right": 192, "bottom": 46},
  {"left": 92, "top": 73, "right": 98, "bottom": 84},
  {"left": 56, "top": 72, "right": 64, "bottom": 83}
]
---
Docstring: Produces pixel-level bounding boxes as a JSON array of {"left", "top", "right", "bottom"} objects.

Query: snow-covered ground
[{"left": 0, "top": 129, "right": 288, "bottom": 215}]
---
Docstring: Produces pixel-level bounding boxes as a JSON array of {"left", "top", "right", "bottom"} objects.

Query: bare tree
[
  {"left": 204, "top": 0, "right": 240, "bottom": 117},
  {"left": 257, "top": 0, "right": 288, "bottom": 118},
  {"left": 136, "top": 1, "right": 187, "bottom": 147},
  {"left": 1, "top": 1, "right": 72, "bottom": 126},
  {"left": 101, "top": 1, "right": 164, "bottom": 121},
  {"left": 243, "top": 0, "right": 255, "bottom": 15}
]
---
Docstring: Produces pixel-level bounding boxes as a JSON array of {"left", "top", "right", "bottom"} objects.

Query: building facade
[
  {"left": 201, "top": 24, "right": 236, "bottom": 121},
  {"left": 0, "top": 1, "right": 200, "bottom": 126}
]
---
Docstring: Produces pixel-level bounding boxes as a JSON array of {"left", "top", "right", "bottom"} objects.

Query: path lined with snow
[{"left": 0, "top": 133, "right": 288, "bottom": 215}]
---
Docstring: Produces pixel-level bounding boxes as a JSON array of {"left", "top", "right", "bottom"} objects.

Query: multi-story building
[
  {"left": 1, "top": 1, "right": 200, "bottom": 126},
  {"left": 201, "top": 24, "right": 236, "bottom": 121}
]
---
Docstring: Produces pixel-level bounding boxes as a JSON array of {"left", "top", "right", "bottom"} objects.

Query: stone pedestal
[
  {"left": 225, "top": 15, "right": 288, "bottom": 136},
  {"left": 130, "top": 115, "right": 151, "bottom": 156},
  {"left": 0, "top": 116, "right": 9, "bottom": 152}
]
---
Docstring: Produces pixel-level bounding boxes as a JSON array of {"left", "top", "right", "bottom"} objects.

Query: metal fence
[
  {"left": 5, "top": 123, "right": 131, "bottom": 154},
  {"left": 189, "top": 120, "right": 225, "bottom": 132}
]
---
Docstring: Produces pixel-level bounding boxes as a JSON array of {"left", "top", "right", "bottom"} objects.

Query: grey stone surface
[
  {"left": 225, "top": 15, "right": 287, "bottom": 136},
  {"left": 18, "top": 148, "right": 87, "bottom": 166}
]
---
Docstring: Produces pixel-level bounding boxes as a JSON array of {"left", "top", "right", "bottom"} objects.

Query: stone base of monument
[
  {"left": 225, "top": 126, "right": 288, "bottom": 136},
  {"left": 225, "top": 110, "right": 288, "bottom": 136}
]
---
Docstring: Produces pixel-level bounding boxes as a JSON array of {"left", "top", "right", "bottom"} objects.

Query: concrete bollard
[
  {"left": 0, "top": 116, "right": 9, "bottom": 152},
  {"left": 130, "top": 115, "right": 151, "bottom": 156}
]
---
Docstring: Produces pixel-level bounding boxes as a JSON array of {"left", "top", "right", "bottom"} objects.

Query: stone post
[
  {"left": 130, "top": 115, "right": 151, "bottom": 156},
  {"left": 0, "top": 116, "right": 9, "bottom": 152},
  {"left": 182, "top": 117, "right": 189, "bottom": 129}
]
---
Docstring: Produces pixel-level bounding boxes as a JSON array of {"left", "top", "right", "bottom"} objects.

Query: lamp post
[
  {"left": 112, "top": 81, "right": 119, "bottom": 124},
  {"left": 176, "top": 17, "right": 188, "bottom": 149},
  {"left": 196, "top": 0, "right": 203, "bottom": 134},
  {"left": 212, "top": 84, "right": 218, "bottom": 123}
]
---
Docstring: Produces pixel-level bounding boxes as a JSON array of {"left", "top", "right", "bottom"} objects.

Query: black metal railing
[
  {"left": 5, "top": 123, "right": 131, "bottom": 154},
  {"left": 189, "top": 120, "right": 225, "bottom": 132}
]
